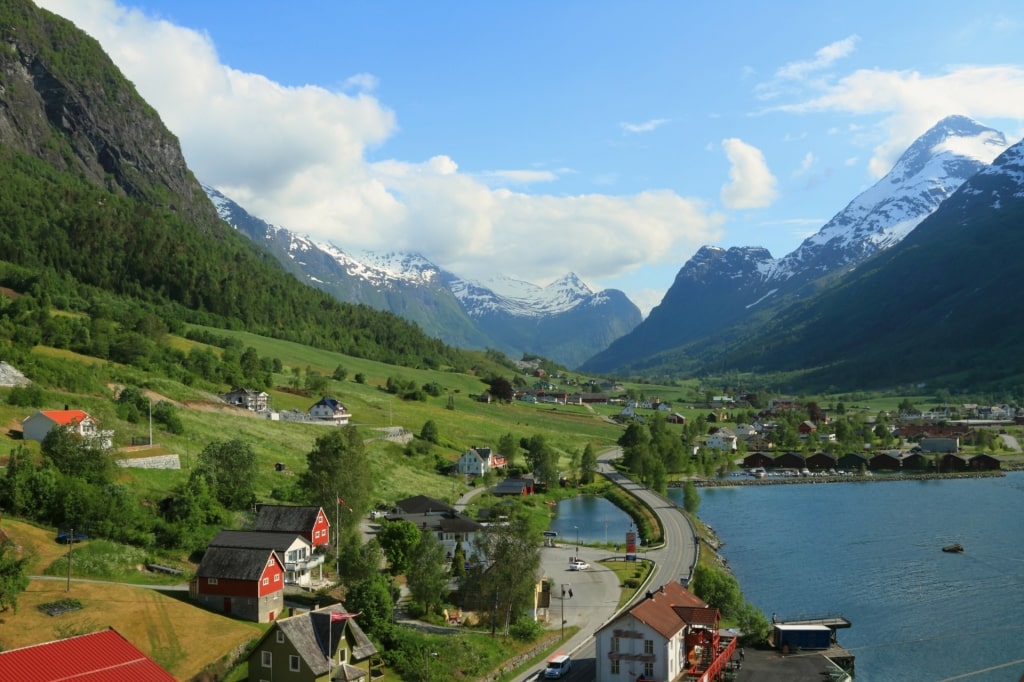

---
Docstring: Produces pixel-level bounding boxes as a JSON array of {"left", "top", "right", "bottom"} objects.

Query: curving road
[{"left": 511, "top": 448, "right": 699, "bottom": 681}]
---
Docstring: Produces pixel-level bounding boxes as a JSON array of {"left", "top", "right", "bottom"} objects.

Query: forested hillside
[{"left": 0, "top": 0, "right": 472, "bottom": 371}]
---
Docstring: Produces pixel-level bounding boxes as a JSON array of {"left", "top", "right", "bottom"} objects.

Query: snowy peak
[
  {"left": 453, "top": 272, "right": 602, "bottom": 317},
  {"left": 769, "top": 115, "right": 1007, "bottom": 282}
]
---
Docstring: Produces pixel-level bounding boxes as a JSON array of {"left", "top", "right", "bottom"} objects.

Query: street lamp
[
  {"left": 423, "top": 650, "right": 437, "bottom": 682},
  {"left": 574, "top": 525, "right": 580, "bottom": 558}
]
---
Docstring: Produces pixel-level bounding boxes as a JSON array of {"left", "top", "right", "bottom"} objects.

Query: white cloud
[
  {"left": 766, "top": 65, "right": 1024, "bottom": 176},
  {"left": 794, "top": 152, "right": 815, "bottom": 176},
  {"left": 621, "top": 118, "right": 669, "bottom": 134},
  {"left": 37, "top": 0, "right": 725, "bottom": 290},
  {"left": 720, "top": 139, "right": 779, "bottom": 209},
  {"left": 775, "top": 36, "right": 859, "bottom": 81}
]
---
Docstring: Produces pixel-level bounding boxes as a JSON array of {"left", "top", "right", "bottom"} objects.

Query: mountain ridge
[{"left": 581, "top": 115, "right": 1009, "bottom": 375}]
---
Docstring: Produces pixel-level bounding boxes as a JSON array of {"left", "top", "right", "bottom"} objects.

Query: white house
[
  {"left": 22, "top": 409, "right": 113, "bottom": 449},
  {"left": 308, "top": 397, "right": 351, "bottom": 425},
  {"left": 705, "top": 429, "right": 737, "bottom": 452},
  {"left": 221, "top": 387, "right": 269, "bottom": 412},
  {"left": 594, "top": 582, "right": 735, "bottom": 682},
  {"left": 456, "top": 446, "right": 508, "bottom": 477}
]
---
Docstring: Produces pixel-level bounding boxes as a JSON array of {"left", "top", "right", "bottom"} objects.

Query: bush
[
  {"left": 624, "top": 578, "right": 640, "bottom": 589},
  {"left": 509, "top": 616, "right": 545, "bottom": 642}
]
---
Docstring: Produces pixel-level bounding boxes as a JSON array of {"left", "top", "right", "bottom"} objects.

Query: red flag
[
  {"left": 337, "top": 497, "right": 353, "bottom": 512},
  {"left": 330, "top": 611, "right": 360, "bottom": 622}
]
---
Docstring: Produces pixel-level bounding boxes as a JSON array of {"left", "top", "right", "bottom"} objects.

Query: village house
[
  {"left": 0, "top": 628, "right": 177, "bottom": 681},
  {"left": 308, "top": 397, "right": 351, "bottom": 425},
  {"left": 253, "top": 505, "right": 332, "bottom": 549},
  {"left": 221, "top": 387, "right": 270, "bottom": 412},
  {"left": 209, "top": 530, "right": 325, "bottom": 587},
  {"left": 492, "top": 476, "right": 535, "bottom": 496},
  {"left": 705, "top": 429, "right": 737, "bottom": 452},
  {"left": 21, "top": 408, "right": 114, "bottom": 449},
  {"left": 456, "top": 446, "right": 508, "bottom": 477},
  {"left": 388, "top": 496, "right": 483, "bottom": 560},
  {"left": 594, "top": 582, "right": 736, "bottom": 682},
  {"left": 191, "top": 546, "right": 285, "bottom": 622},
  {"left": 247, "top": 605, "right": 378, "bottom": 682}
]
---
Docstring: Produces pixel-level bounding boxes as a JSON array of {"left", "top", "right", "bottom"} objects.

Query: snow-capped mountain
[
  {"left": 204, "top": 186, "right": 641, "bottom": 366},
  {"left": 581, "top": 115, "right": 1008, "bottom": 374}
]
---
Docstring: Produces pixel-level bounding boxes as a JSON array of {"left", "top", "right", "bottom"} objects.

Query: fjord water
[{"left": 680, "top": 473, "right": 1024, "bottom": 681}]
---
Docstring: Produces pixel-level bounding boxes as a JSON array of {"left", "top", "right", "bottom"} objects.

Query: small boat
[{"left": 942, "top": 543, "right": 964, "bottom": 553}]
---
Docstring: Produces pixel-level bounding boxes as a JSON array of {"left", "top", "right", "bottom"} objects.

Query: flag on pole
[
  {"left": 330, "top": 611, "right": 361, "bottom": 622},
  {"left": 337, "top": 497, "right": 353, "bottom": 513}
]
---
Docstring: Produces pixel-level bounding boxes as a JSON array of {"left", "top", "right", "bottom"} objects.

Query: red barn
[{"left": 191, "top": 546, "right": 285, "bottom": 622}]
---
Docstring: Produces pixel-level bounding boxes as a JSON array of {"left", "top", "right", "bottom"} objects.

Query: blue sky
[{"left": 39, "top": 1, "right": 1024, "bottom": 314}]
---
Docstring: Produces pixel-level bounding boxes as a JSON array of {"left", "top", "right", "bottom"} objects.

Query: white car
[{"left": 569, "top": 559, "right": 589, "bottom": 570}]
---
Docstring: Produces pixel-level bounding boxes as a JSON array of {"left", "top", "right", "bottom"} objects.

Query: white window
[
  {"left": 611, "top": 636, "right": 619, "bottom": 653},
  {"left": 644, "top": 661, "right": 654, "bottom": 677},
  {"left": 276, "top": 631, "right": 284, "bottom": 644},
  {"left": 289, "top": 655, "right": 300, "bottom": 672},
  {"left": 261, "top": 651, "right": 272, "bottom": 668},
  {"left": 611, "top": 658, "right": 620, "bottom": 674},
  {"left": 644, "top": 639, "right": 654, "bottom": 655},
  {"left": 207, "top": 577, "right": 218, "bottom": 585},
  {"left": 274, "top": 573, "right": 280, "bottom": 582},
  {"left": 262, "top": 577, "right": 269, "bottom": 586}
]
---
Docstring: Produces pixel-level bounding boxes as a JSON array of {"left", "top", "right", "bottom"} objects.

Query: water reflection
[{"left": 549, "top": 495, "right": 633, "bottom": 546}]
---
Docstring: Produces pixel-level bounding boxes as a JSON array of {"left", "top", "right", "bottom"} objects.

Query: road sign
[{"left": 543, "top": 531, "right": 558, "bottom": 537}]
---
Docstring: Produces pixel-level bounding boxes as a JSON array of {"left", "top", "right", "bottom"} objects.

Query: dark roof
[
  {"left": 253, "top": 505, "right": 325, "bottom": 533},
  {"left": 267, "top": 605, "right": 377, "bottom": 677},
  {"left": 493, "top": 478, "right": 533, "bottom": 495},
  {"left": 388, "top": 512, "right": 483, "bottom": 533},
  {"left": 0, "top": 628, "right": 177, "bottom": 681},
  {"left": 311, "top": 397, "right": 347, "bottom": 412},
  {"left": 394, "top": 495, "right": 455, "bottom": 515},
  {"left": 196, "top": 546, "right": 278, "bottom": 581},
  {"left": 210, "top": 530, "right": 310, "bottom": 552}
]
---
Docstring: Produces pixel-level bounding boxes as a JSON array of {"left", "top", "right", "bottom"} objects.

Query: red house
[
  {"left": 191, "top": 546, "right": 285, "bottom": 622},
  {"left": 0, "top": 628, "right": 177, "bottom": 681},
  {"left": 253, "top": 504, "right": 331, "bottom": 548}
]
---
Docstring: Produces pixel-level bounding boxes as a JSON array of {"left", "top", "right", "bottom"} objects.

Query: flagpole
[{"left": 335, "top": 491, "right": 340, "bottom": 579}]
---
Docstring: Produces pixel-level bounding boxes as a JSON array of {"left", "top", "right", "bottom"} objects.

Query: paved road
[{"left": 510, "top": 448, "right": 699, "bottom": 682}]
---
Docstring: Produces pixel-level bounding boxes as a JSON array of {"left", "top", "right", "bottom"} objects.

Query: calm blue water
[
  {"left": 671, "top": 473, "right": 1024, "bottom": 682},
  {"left": 549, "top": 495, "right": 633, "bottom": 546}
]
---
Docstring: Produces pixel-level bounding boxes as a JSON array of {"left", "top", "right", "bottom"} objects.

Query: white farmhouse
[{"left": 22, "top": 409, "right": 113, "bottom": 449}]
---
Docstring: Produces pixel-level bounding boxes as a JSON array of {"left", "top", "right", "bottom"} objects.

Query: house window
[
  {"left": 276, "top": 631, "right": 284, "bottom": 644},
  {"left": 263, "top": 577, "right": 270, "bottom": 586},
  {"left": 610, "top": 658, "right": 620, "bottom": 674},
  {"left": 644, "top": 661, "right": 654, "bottom": 678},
  {"left": 206, "top": 577, "right": 218, "bottom": 585},
  {"left": 274, "top": 573, "right": 280, "bottom": 582},
  {"left": 611, "top": 636, "right": 619, "bottom": 653},
  {"left": 261, "top": 651, "right": 272, "bottom": 668},
  {"left": 644, "top": 639, "right": 654, "bottom": 655},
  {"left": 289, "top": 655, "right": 300, "bottom": 672}
]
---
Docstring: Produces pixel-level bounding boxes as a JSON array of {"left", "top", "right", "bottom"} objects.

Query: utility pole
[
  {"left": 65, "top": 528, "right": 73, "bottom": 592},
  {"left": 491, "top": 587, "right": 498, "bottom": 637}
]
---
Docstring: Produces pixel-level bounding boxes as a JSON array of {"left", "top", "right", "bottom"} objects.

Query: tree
[
  {"left": 580, "top": 444, "right": 598, "bottom": 484},
  {"left": 406, "top": 530, "right": 448, "bottom": 615},
  {"left": 344, "top": 573, "right": 394, "bottom": 640},
  {"left": 682, "top": 480, "right": 700, "bottom": 513},
  {"left": 376, "top": 519, "right": 422, "bottom": 575},
  {"left": 692, "top": 564, "right": 742, "bottom": 617},
  {"left": 485, "top": 376, "right": 514, "bottom": 403},
  {"left": 336, "top": 529, "right": 383, "bottom": 585},
  {"left": 525, "top": 434, "right": 558, "bottom": 486},
  {"left": 41, "top": 425, "right": 113, "bottom": 486},
  {"left": 298, "top": 426, "right": 373, "bottom": 533},
  {"left": 462, "top": 516, "right": 541, "bottom": 634},
  {"left": 497, "top": 432, "right": 517, "bottom": 468},
  {"left": 0, "top": 538, "right": 30, "bottom": 613},
  {"left": 332, "top": 364, "right": 348, "bottom": 381},
  {"left": 195, "top": 439, "right": 258, "bottom": 510},
  {"left": 420, "top": 420, "right": 439, "bottom": 444}
]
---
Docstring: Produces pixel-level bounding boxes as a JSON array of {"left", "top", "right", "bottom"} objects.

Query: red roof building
[{"left": 0, "top": 628, "right": 176, "bottom": 681}]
